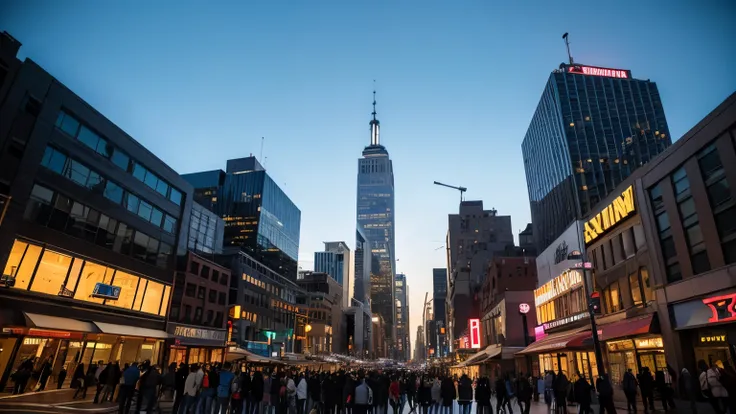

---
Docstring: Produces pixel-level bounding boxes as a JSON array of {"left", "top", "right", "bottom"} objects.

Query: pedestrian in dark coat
[
  {"left": 171, "top": 363, "right": 189, "bottom": 414},
  {"left": 637, "top": 367, "right": 655, "bottom": 413},
  {"left": 595, "top": 375, "right": 617, "bottom": 414},
  {"left": 441, "top": 376, "right": 456, "bottom": 412},
  {"left": 70, "top": 363, "right": 85, "bottom": 395},
  {"left": 573, "top": 373, "right": 593, "bottom": 414},
  {"left": 622, "top": 369, "right": 638, "bottom": 413},
  {"left": 474, "top": 377, "right": 492, "bottom": 414},
  {"left": 56, "top": 365, "right": 67, "bottom": 390}
]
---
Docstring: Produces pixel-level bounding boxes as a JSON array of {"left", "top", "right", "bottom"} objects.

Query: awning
[
  {"left": 516, "top": 327, "right": 590, "bottom": 355},
  {"left": 598, "top": 314, "right": 655, "bottom": 341},
  {"left": 24, "top": 312, "right": 97, "bottom": 333},
  {"left": 94, "top": 322, "right": 171, "bottom": 339}
]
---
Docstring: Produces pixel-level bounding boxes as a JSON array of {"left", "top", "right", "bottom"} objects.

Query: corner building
[
  {"left": 522, "top": 63, "right": 672, "bottom": 253},
  {"left": 0, "top": 32, "right": 190, "bottom": 389}
]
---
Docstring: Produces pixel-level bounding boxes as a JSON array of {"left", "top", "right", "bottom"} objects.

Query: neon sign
[
  {"left": 519, "top": 303, "right": 531, "bottom": 314},
  {"left": 568, "top": 65, "right": 629, "bottom": 79},
  {"left": 703, "top": 293, "right": 736, "bottom": 324},
  {"left": 469, "top": 319, "right": 481, "bottom": 349},
  {"left": 534, "top": 270, "right": 583, "bottom": 307},
  {"left": 584, "top": 186, "right": 635, "bottom": 244}
]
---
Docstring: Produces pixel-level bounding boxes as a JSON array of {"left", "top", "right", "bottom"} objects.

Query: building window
[
  {"left": 629, "top": 272, "right": 642, "bottom": 306},
  {"left": 201, "top": 265, "right": 210, "bottom": 279},
  {"left": 674, "top": 168, "right": 710, "bottom": 275},
  {"left": 197, "top": 286, "right": 206, "bottom": 299},
  {"left": 651, "top": 182, "right": 682, "bottom": 283},
  {"left": 185, "top": 283, "right": 196, "bottom": 297},
  {"left": 189, "top": 261, "right": 200, "bottom": 275},
  {"left": 604, "top": 280, "right": 622, "bottom": 313},
  {"left": 219, "top": 292, "right": 226, "bottom": 305},
  {"left": 640, "top": 267, "right": 653, "bottom": 303},
  {"left": 208, "top": 289, "right": 217, "bottom": 303}
]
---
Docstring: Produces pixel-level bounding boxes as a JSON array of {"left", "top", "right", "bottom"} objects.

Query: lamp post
[
  {"left": 568, "top": 248, "right": 605, "bottom": 378},
  {"left": 421, "top": 292, "right": 432, "bottom": 361}
]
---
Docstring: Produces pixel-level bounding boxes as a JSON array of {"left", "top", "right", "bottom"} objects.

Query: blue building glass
[
  {"left": 314, "top": 251, "right": 344, "bottom": 285},
  {"left": 522, "top": 63, "right": 671, "bottom": 252},
  {"left": 182, "top": 156, "right": 301, "bottom": 279},
  {"left": 356, "top": 93, "right": 396, "bottom": 342}
]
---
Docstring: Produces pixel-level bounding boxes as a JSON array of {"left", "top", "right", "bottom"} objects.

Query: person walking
[
  {"left": 36, "top": 357, "right": 52, "bottom": 391},
  {"left": 74, "top": 362, "right": 97, "bottom": 400},
  {"left": 595, "top": 374, "right": 616, "bottom": 414},
  {"left": 217, "top": 362, "right": 236, "bottom": 414},
  {"left": 418, "top": 376, "right": 433, "bottom": 414},
  {"left": 172, "top": 363, "right": 189, "bottom": 414},
  {"left": 474, "top": 377, "right": 491, "bottom": 414},
  {"left": 543, "top": 371, "right": 555, "bottom": 411},
  {"left": 56, "top": 364, "right": 67, "bottom": 390},
  {"left": 515, "top": 373, "right": 532, "bottom": 414},
  {"left": 354, "top": 376, "right": 373, "bottom": 414},
  {"left": 622, "top": 369, "right": 638, "bottom": 413},
  {"left": 440, "top": 376, "right": 455, "bottom": 414},
  {"left": 704, "top": 362, "right": 729, "bottom": 414},
  {"left": 637, "top": 367, "right": 654, "bottom": 414},
  {"left": 457, "top": 374, "right": 473, "bottom": 414},
  {"left": 430, "top": 377, "right": 441, "bottom": 414},
  {"left": 181, "top": 364, "right": 204, "bottom": 414},
  {"left": 297, "top": 372, "right": 308, "bottom": 414},
  {"left": 552, "top": 370, "right": 568, "bottom": 413},
  {"left": 118, "top": 362, "right": 140, "bottom": 414},
  {"left": 573, "top": 373, "right": 592, "bottom": 414},
  {"left": 137, "top": 361, "right": 162, "bottom": 414},
  {"left": 495, "top": 374, "right": 512, "bottom": 414},
  {"left": 678, "top": 367, "right": 698, "bottom": 414},
  {"left": 389, "top": 376, "right": 401, "bottom": 414}
]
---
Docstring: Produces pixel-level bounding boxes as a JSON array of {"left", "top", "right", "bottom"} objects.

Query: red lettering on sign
[{"left": 703, "top": 293, "right": 736, "bottom": 324}]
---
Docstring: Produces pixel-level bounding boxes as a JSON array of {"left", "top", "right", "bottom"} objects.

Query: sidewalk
[{"left": 0, "top": 388, "right": 118, "bottom": 412}]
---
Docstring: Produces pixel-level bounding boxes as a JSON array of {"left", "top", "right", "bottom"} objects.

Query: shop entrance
[{"left": 695, "top": 347, "right": 733, "bottom": 368}]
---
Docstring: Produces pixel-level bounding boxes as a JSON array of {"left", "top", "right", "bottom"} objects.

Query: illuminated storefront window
[{"left": 7, "top": 239, "right": 170, "bottom": 317}]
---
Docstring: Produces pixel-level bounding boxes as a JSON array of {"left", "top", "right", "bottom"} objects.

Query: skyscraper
[
  {"left": 395, "top": 273, "right": 410, "bottom": 360},
  {"left": 353, "top": 227, "right": 371, "bottom": 304},
  {"left": 356, "top": 90, "right": 396, "bottom": 344},
  {"left": 314, "top": 241, "right": 352, "bottom": 308},
  {"left": 522, "top": 63, "right": 671, "bottom": 253},
  {"left": 182, "top": 156, "right": 301, "bottom": 280},
  {"left": 432, "top": 268, "right": 447, "bottom": 356}
]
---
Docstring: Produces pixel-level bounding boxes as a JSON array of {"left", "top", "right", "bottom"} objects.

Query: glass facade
[
  {"left": 357, "top": 144, "right": 396, "bottom": 340},
  {"left": 432, "top": 268, "right": 447, "bottom": 324},
  {"left": 182, "top": 157, "right": 301, "bottom": 279},
  {"left": 188, "top": 202, "right": 225, "bottom": 255},
  {"left": 523, "top": 64, "right": 671, "bottom": 252},
  {"left": 353, "top": 228, "right": 371, "bottom": 304}
]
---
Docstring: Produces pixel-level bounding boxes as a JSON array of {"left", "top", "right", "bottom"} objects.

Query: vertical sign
[{"left": 469, "top": 318, "right": 481, "bottom": 349}]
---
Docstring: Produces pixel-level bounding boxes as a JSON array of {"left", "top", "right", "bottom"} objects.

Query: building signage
[
  {"left": 554, "top": 241, "right": 568, "bottom": 265},
  {"left": 534, "top": 325, "right": 547, "bottom": 341},
  {"left": 699, "top": 334, "right": 727, "bottom": 344},
  {"left": 703, "top": 293, "right": 736, "bottom": 323},
  {"left": 173, "top": 326, "right": 228, "bottom": 342},
  {"left": 635, "top": 337, "right": 663, "bottom": 349},
  {"left": 584, "top": 186, "right": 635, "bottom": 245},
  {"left": 572, "top": 262, "right": 593, "bottom": 269},
  {"left": 568, "top": 65, "right": 630, "bottom": 79},
  {"left": 519, "top": 303, "right": 531, "bottom": 314},
  {"left": 469, "top": 319, "right": 481, "bottom": 349},
  {"left": 534, "top": 270, "right": 583, "bottom": 307},
  {"left": 543, "top": 311, "right": 588, "bottom": 330},
  {"left": 92, "top": 283, "right": 121, "bottom": 300}
]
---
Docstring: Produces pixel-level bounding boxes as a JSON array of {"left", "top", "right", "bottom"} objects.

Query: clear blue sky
[{"left": 3, "top": 0, "right": 735, "bottom": 350}]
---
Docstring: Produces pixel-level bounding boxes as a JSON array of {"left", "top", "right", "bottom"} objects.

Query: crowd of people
[{"left": 8, "top": 355, "right": 736, "bottom": 414}]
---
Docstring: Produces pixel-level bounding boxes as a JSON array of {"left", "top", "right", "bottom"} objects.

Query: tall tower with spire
[{"left": 356, "top": 87, "right": 397, "bottom": 355}]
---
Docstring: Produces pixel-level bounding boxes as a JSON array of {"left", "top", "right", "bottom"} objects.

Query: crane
[{"left": 433, "top": 181, "right": 467, "bottom": 203}]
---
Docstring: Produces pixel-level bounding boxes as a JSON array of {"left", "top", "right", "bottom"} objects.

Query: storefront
[
  {"left": 0, "top": 313, "right": 169, "bottom": 391},
  {"left": 517, "top": 326, "right": 598, "bottom": 380},
  {"left": 670, "top": 289, "right": 736, "bottom": 370},
  {"left": 167, "top": 323, "right": 227, "bottom": 366}
]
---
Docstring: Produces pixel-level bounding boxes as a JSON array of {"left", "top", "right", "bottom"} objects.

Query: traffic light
[{"left": 590, "top": 291, "right": 602, "bottom": 314}]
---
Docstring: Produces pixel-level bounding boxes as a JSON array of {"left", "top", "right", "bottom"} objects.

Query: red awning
[
  {"left": 516, "top": 327, "right": 590, "bottom": 355},
  {"left": 598, "top": 314, "right": 655, "bottom": 341}
]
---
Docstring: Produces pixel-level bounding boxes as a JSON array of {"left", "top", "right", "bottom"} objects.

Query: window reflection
[
  {"left": 3, "top": 240, "right": 28, "bottom": 281},
  {"left": 15, "top": 244, "right": 42, "bottom": 290},
  {"left": 30, "top": 250, "right": 73, "bottom": 296},
  {"left": 108, "top": 271, "right": 139, "bottom": 309},
  {"left": 75, "top": 262, "right": 114, "bottom": 304},
  {"left": 159, "top": 285, "right": 171, "bottom": 316},
  {"left": 133, "top": 280, "right": 147, "bottom": 311},
  {"left": 141, "top": 281, "right": 163, "bottom": 314}
]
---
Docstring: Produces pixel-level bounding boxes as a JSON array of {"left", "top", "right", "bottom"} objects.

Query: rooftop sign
[
  {"left": 568, "top": 65, "right": 630, "bottom": 79},
  {"left": 584, "top": 185, "right": 635, "bottom": 245}
]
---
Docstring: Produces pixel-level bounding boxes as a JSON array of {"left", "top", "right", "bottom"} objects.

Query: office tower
[
  {"left": 314, "top": 241, "right": 352, "bottom": 308},
  {"left": 446, "top": 201, "right": 513, "bottom": 348},
  {"left": 353, "top": 227, "right": 371, "bottom": 304},
  {"left": 356, "top": 91, "right": 396, "bottom": 344},
  {"left": 395, "top": 273, "right": 410, "bottom": 360},
  {"left": 432, "top": 268, "right": 448, "bottom": 356},
  {"left": 182, "top": 156, "right": 301, "bottom": 280},
  {"left": 522, "top": 62, "right": 671, "bottom": 253},
  {"left": 414, "top": 325, "right": 425, "bottom": 361},
  {"left": 0, "top": 31, "right": 189, "bottom": 389}
]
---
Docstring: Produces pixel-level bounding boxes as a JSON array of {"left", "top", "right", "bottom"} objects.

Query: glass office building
[
  {"left": 182, "top": 157, "right": 301, "bottom": 280},
  {"left": 522, "top": 63, "right": 671, "bottom": 252},
  {"left": 357, "top": 96, "right": 396, "bottom": 343}
]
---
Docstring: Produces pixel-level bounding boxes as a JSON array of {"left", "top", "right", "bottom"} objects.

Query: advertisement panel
[{"left": 535, "top": 221, "right": 584, "bottom": 286}]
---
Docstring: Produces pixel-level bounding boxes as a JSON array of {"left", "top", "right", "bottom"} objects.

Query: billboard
[{"left": 469, "top": 319, "right": 481, "bottom": 349}]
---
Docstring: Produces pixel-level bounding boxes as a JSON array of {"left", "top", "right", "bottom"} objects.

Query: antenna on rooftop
[{"left": 562, "top": 32, "right": 574, "bottom": 65}]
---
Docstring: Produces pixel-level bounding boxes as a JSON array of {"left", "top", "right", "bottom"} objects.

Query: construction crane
[{"left": 433, "top": 181, "right": 467, "bottom": 203}]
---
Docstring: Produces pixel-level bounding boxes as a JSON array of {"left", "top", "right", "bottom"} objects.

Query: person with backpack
[
  {"left": 217, "top": 362, "right": 236, "bottom": 414},
  {"left": 622, "top": 369, "right": 638, "bottom": 413},
  {"left": 595, "top": 374, "right": 616, "bottom": 414}
]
